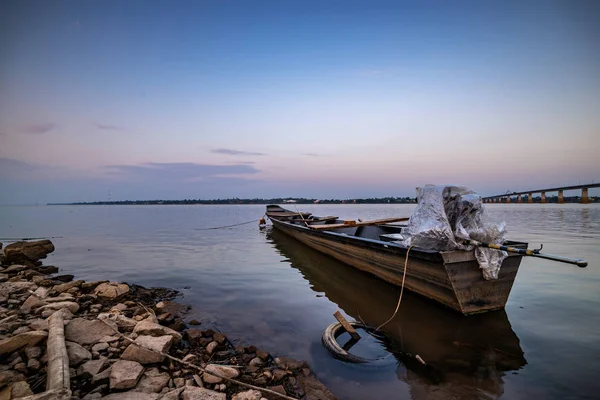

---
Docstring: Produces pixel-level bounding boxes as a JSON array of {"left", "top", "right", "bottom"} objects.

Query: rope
[
  {"left": 374, "top": 246, "right": 413, "bottom": 331},
  {"left": 194, "top": 219, "right": 260, "bottom": 230}
]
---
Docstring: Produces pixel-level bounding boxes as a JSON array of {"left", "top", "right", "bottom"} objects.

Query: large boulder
[
  {"left": 94, "top": 282, "right": 129, "bottom": 301},
  {"left": 110, "top": 360, "right": 145, "bottom": 390},
  {"left": 65, "top": 318, "right": 116, "bottom": 345},
  {"left": 0, "top": 331, "right": 47, "bottom": 356},
  {"left": 3, "top": 240, "right": 55, "bottom": 264}
]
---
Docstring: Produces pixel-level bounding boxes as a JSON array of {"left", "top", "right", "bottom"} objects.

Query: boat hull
[{"left": 269, "top": 217, "right": 523, "bottom": 315}]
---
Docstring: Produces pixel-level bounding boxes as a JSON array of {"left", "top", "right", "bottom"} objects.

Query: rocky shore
[{"left": 0, "top": 240, "right": 337, "bottom": 400}]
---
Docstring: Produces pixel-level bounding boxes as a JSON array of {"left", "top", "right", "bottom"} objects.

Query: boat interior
[
  {"left": 266, "top": 204, "right": 409, "bottom": 242},
  {"left": 266, "top": 204, "right": 527, "bottom": 250}
]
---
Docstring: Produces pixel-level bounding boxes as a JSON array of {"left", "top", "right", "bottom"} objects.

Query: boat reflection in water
[{"left": 268, "top": 228, "right": 527, "bottom": 399}]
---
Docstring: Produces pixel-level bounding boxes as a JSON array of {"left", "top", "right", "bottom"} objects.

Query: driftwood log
[{"left": 46, "top": 312, "right": 70, "bottom": 391}]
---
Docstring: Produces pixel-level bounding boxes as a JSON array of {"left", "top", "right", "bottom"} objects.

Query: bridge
[{"left": 482, "top": 183, "right": 600, "bottom": 204}]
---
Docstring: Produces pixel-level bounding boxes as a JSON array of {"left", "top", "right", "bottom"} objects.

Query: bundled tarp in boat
[{"left": 400, "top": 185, "right": 507, "bottom": 280}]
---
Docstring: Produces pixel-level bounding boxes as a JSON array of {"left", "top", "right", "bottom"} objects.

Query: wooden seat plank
[{"left": 310, "top": 217, "right": 409, "bottom": 230}]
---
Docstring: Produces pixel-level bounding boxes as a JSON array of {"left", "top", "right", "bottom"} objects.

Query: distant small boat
[{"left": 266, "top": 204, "right": 526, "bottom": 315}]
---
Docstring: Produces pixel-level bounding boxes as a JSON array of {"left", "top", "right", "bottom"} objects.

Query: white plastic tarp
[{"left": 400, "top": 185, "right": 507, "bottom": 280}]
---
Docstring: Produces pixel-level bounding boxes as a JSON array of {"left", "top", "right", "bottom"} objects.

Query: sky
[{"left": 1, "top": 0, "right": 599, "bottom": 204}]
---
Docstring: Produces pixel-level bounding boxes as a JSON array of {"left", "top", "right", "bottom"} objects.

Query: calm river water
[{"left": 1, "top": 204, "right": 599, "bottom": 400}]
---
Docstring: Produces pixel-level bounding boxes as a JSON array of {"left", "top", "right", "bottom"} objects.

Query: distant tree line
[{"left": 52, "top": 196, "right": 418, "bottom": 206}]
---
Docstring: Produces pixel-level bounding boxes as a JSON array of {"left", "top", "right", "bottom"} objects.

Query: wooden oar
[{"left": 463, "top": 239, "right": 588, "bottom": 267}]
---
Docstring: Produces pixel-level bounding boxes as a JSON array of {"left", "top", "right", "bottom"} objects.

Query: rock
[
  {"left": 77, "top": 358, "right": 108, "bottom": 379},
  {"left": 41, "top": 307, "right": 73, "bottom": 319},
  {"left": 52, "top": 280, "right": 83, "bottom": 294},
  {"left": 182, "top": 386, "right": 226, "bottom": 400},
  {"left": 0, "top": 370, "right": 26, "bottom": 389},
  {"left": 189, "top": 320, "right": 201, "bottom": 326},
  {"left": 3, "top": 265, "right": 28, "bottom": 274},
  {"left": 256, "top": 350, "right": 269, "bottom": 361},
  {"left": 132, "top": 368, "right": 170, "bottom": 393},
  {"left": 192, "top": 374, "right": 203, "bottom": 387},
  {"left": 0, "top": 282, "right": 36, "bottom": 299},
  {"left": 6, "top": 388, "right": 72, "bottom": 400},
  {"left": 91, "top": 367, "right": 112, "bottom": 385},
  {"left": 52, "top": 275, "right": 74, "bottom": 283},
  {"left": 232, "top": 390, "right": 262, "bottom": 400},
  {"left": 24, "top": 346, "right": 42, "bottom": 360},
  {"left": 185, "top": 329, "right": 203, "bottom": 345},
  {"left": 82, "top": 393, "right": 102, "bottom": 399},
  {"left": 98, "top": 312, "right": 138, "bottom": 332},
  {"left": 155, "top": 301, "right": 187, "bottom": 316},
  {"left": 262, "top": 385, "right": 287, "bottom": 400},
  {"left": 168, "top": 318, "right": 187, "bottom": 332},
  {"left": 27, "top": 358, "right": 41, "bottom": 371},
  {"left": 33, "top": 287, "right": 50, "bottom": 299},
  {"left": 35, "top": 265, "right": 59, "bottom": 275},
  {"left": 272, "top": 369, "right": 290, "bottom": 381},
  {"left": 45, "top": 293, "right": 75, "bottom": 302},
  {"left": 27, "top": 320, "right": 47, "bottom": 333},
  {"left": 0, "top": 330, "right": 47, "bottom": 356},
  {"left": 157, "top": 313, "right": 174, "bottom": 325},
  {"left": 81, "top": 281, "right": 106, "bottom": 291},
  {"left": 174, "top": 378, "right": 185, "bottom": 388},
  {"left": 98, "top": 335, "right": 119, "bottom": 343},
  {"left": 92, "top": 342, "right": 109, "bottom": 352},
  {"left": 206, "top": 341, "right": 218, "bottom": 355},
  {"left": 10, "top": 380, "right": 33, "bottom": 398},
  {"left": 0, "top": 275, "right": 7, "bottom": 283},
  {"left": 110, "top": 360, "right": 145, "bottom": 390},
  {"left": 100, "top": 392, "right": 160, "bottom": 400},
  {"left": 12, "top": 326, "right": 31, "bottom": 335},
  {"left": 36, "top": 301, "right": 79, "bottom": 314},
  {"left": 274, "top": 357, "right": 306, "bottom": 371},
  {"left": 161, "top": 388, "right": 184, "bottom": 400},
  {"left": 202, "top": 365, "right": 239, "bottom": 384},
  {"left": 65, "top": 318, "right": 116, "bottom": 345},
  {"left": 133, "top": 320, "right": 182, "bottom": 343},
  {"left": 182, "top": 354, "right": 197, "bottom": 364},
  {"left": 249, "top": 357, "right": 263, "bottom": 367},
  {"left": 121, "top": 335, "right": 173, "bottom": 364},
  {"left": 110, "top": 303, "right": 128, "bottom": 312},
  {"left": 212, "top": 333, "right": 226, "bottom": 345},
  {"left": 66, "top": 341, "right": 92, "bottom": 366},
  {"left": 23, "top": 269, "right": 44, "bottom": 279},
  {"left": 21, "top": 295, "right": 47, "bottom": 312},
  {"left": 296, "top": 375, "right": 337, "bottom": 400},
  {"left": 94, "top": 282, "right": 129, "bottom": 301},
  {"left": 3, "top": 240, "right": 54, "bottom": 264}
]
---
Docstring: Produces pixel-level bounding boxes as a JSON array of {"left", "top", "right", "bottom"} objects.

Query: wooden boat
[{"left": 266, "top": 204, "right": 526, "bottom": 315}]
